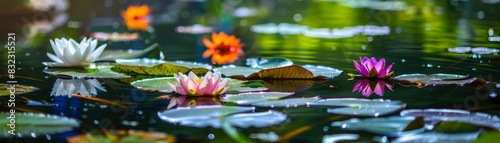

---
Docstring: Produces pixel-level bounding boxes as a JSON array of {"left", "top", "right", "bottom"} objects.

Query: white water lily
[
  {"left": 50, "top": 79, "right": 106, "bottom": 97},
  {"left": 44, "top": 37, "right": 107, "bottom": 67}
]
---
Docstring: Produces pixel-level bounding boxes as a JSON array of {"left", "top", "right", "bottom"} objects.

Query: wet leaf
[
  {"left": 302, "top": 65, "right": 343, "bottom": 79},
  {"left": 43, "top": 65, "right": 130, "bottom": 79},
  {"left": 309, "top": 98, "right": 406, "bottom": 116},
  {"left": 322, "top": 134, "right": 384, "bottom": 143},
  {"left": 263, "top": 80, "right": 317, "bottom": 93},
  {"left": 247, "top": 65, "right": 320, "bottom": 79},
  {"left": 213, "top": 65, "right": 261, "bottom": 78},
  {"left": 97, "top": 43, "right": 158, "bottom": 61},
  {"left": 157, "top": 106, "right": 286, "bottom": 128},
  {"left": 112, "top": 62, "right": 209, "bottom": 76},
  {"left": 400, "top": 109, "right": 500, "bottom": 130},
  {"left": 250, "top": 96, "right": 320, "bottom": 108},
  {"left": 393, "top": 74, "right": 476, "bottom": 87},
  {"left": 392, "top": 132, "right": 480, "bottom": 143},
  {"left": 0, "top": 112, "right": 79, "bottom": 137},
  {"left": 331, "top": 116, "right": 425, "bottom": 137},
  {"left": 0, "top": 83, "right": 38, "bottom": 96},
  {"left": 247, "top": 57, "right": 293, "bottom": 69},
  {"left": 222, "top": 92, "right": 295, "bottom": 104},
  {"left": 433, "top": 121, "right": 481, "bottom": 133},
  {"left": 67, "top": 130, "right": 176, "bottom": 143},
  {"left": 474, "top": 131, "right": 500, "bottom": 143}
]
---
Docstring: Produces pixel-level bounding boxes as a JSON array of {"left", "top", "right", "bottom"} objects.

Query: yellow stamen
[{"left": 193, "top": 78, "right": 202, "bottom": 83}]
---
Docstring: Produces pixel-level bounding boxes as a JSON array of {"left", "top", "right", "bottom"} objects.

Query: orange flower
[
  {"left": 121, "top": 5, "right": 150, "bottom": 31},
  {"left": 202, "top": 32, "right": 244, "bottom": 65}
]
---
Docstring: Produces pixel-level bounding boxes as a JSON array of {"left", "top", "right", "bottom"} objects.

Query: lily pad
[
  {"left": 447, "top": 47, "right": 500, "bottom": 55},
  {"left": 213, "top": 65, "right": 261, "bottom": 78},
  {"left": 0, "top": 83, "right": 38, "bottom": 96},
  {"left": 302, "top": 65, "right": 343, "bottom": 79},
  {"left": 111, "top": 62, "right": 209, "bottom": 76},
  {"left": 308, "top": 98, "right": 406, "bottom": 116},
  {"left": 157, "top": 106, "right": 286, "bottom": 128},
  {"left": 225, "top": 110, "right": 287, "bottom": 128},
  {"left": 115, "top": 58, "right": 212, "bottom": 69},
  {"left": 246, "top": 57, "right": 293, "bottom": 69},
  {"left": 222, "top": 92, "right": 295, "bottom": 104},
  {"left": 331, "top": 116, "right": 425, "bottom": 137},
  {"left": 474, "top": 131, "right": 500, "bottom": 143},
  {"left": 97, "top": 43, "right": 158, "bottom": 61},
  {"left": 433, "top": 121, "right": 481, "bottom": 133},
  {"left": 51, "top": 79, "right": 107, "bottom": 97},
  {"left": 393, "top": 74, "right": 476, "bottom": 87},
  {"left": 246, "top": 65, "right": 325, "bottom": 79},
  {"left": 43, "top": 65, "right": 130, "bottom": 79},
  {"left": 400, "top": 109, "right": 500, "bottom": 130},
  {"left": 0, "top": 112, "right": 79, "bottom": 137},
  {"left": 250, "top": 96, "right": 320, "bottom": 108},
  {"left": 392, "top": 131, "right": 481, "bottom": 143},
  {"left": 131, "top": 77, "right": 267, "bottom": 93}
]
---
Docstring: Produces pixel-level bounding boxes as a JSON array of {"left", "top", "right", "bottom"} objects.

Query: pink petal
[
  {"left": 373, "top": 81, "right": 385, "bottom": 96},
  {"left": 188, "top": 71, "right": 199, "bottom": 79},
  {"left": 353, "top": 61, "right": 368, "bottom": 76},
  {"left": 197, "top": 77, "right": 210, "bottom": 95},
  {"left": 352, "top": 80, "right": 364, "bottom": 92},
  {"left": 374, "top": 58, "right": 386, "bottom": 74},
  {"left": 186, "top": 78, "right": 199, "bottom": 95},
  {"left": 378, "top": 63, "right": 394, "bottom": 78},
  {"left": 361, "top": 85, "right": 373, "bottom": 97}
]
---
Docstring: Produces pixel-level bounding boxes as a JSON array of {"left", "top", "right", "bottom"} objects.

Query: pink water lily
[
  {"left": 353, "top": 57, "right": 394, "bottom": 79},
  {"left": 168, "top": 71, "right": 230, "bottom": 96},
  {"left": 352, "top": 79, "right": 394, "bottom": 97}
]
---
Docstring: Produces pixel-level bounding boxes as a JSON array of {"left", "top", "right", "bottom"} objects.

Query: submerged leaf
[
  {"left": 309, "top": 98, "right": 406, "bottom": 116},
  {"left": 331, "top": 116, "right": 425, "bottom": 137},
  {"left": 393, "top": 74, "right": 475, "bottom": 87},
  {"left": 0, "top": 83, "right": 38, "bottom": 96},
  {"left": 0, "top": 112, "right": 79, "bottom": 137},
  {"left": 400, "top": 109, "right": 500, "bottom": 130}
]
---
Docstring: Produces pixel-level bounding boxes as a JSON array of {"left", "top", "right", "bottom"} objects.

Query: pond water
[{"left": 1, "top": 0, "right": 500, "bottom": 143}]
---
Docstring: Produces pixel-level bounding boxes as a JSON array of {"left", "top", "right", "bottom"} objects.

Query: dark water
[{"left": 1, "top": 0, "right": 500, "bottom": 142}]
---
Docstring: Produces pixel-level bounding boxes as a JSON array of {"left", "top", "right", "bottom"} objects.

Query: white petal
[
  {"left": 188, "top": 72, "right": 199, "bottom": 79},
  {"left": 89, "top": 44, "right": 106, "bottom": 62},
  {"left": 50, "top": 39, "right": 64, "bottom": 58},
  {"left": 46, "top": 53, "right": 64, "bottom": 63}
]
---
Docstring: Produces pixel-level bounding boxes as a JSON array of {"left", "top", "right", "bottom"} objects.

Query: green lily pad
[
  {"left": 0, "top": 112, "right": 79, "bottom": 137},
  {"left": 0, "top": 83, "right": 38, "bottom": 96},
  {"left": 131, "top": 77, "right": 267, "bottom": 93},
  {"left": 213, "top": 65, "right": 261, "bottom": 78},
  {"left": 250, "top": 96, "right": 320, "bottom": 108},
  {"left": 309, "top": 98, "right": 406, "bottom": 116},
  {"left": 331, "top": 116, "right": 425, "bottom": 137},
  {"left": 223, "top": 92, "right": 295, "bottom": 104},
  {"left": 116, "top": 58, "right": 212, "bottom": 69},
  {"left": 215, "top": 65, "right": 342, "bottom": 80},
  {"left": 97, "top": 43, "right": 158, "bottom": 61},
  {"left": 43, "top": 65, "right": 130, "bottom": 79},
  {"left": 111, "top": 62, "right": 209, "bottom": 76},
  {"left": 433, "top": 121, "right": 481, "bottom": 133},
  {"left": 393, "top": 74, "right": 476, "bottom": 87}
]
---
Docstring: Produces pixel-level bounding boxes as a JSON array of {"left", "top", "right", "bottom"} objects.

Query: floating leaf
[
  {"left": 250, "top": 96, "right": 320, "bottom": 108},
  {"left": 433, "top": 121, "right": 481, "bottom": 133},
  {"left": 447, "top": 47, "right": 500, "bottom": 55},
  {"left": 223, "top": 92, "right": 295, "bottom": 104},
  {"left": 131, "top": 77, "right": 267, "bottom": 93},
  {"left": 225, "top": 110, "right": 287, "bottom": 128},
  {"left": 322, "top": 134, "right": 386, "bottom": 143},
  {"left": 51, "top": 79, "right": 107, "bottom": 97},
  {"left": 43, "top": 65, "right": 130, "bottom": 79},
  {"left": 302, "top": 65, "right": 343, "bottom": 79},
  {"left": 112, "top": 62, "right": 209, "bottom": 76},
  {"left": 331, "top": 116, "right": 425, "bottom": 137},
  {"left": 213, "top": 65, "right": 261, "bottom": 78},
  {"left": 0, "top": 83, "right": 38, "bottom": 96},
  {"left": 309, "top": 98, "right": 406, "bottom": 116},
  {"left": 97, "top": 43, "right": 158, "bottom": 61},
  {"left": 116, "top": 58, "right": 212, "bottom": 69},
  {"left": 247, "top": 65, "right": 316, "bottom": 79},
  {"left": 474, "top": 131, "right": 500, "bottom": 143},
  {"left": 393, "top": 74, "right": 476, "bottom": 87},
  {"left": 392, "top": 132, "right": 481, "bottom": 143},
  {"left": 0, "top": 112, "right": 79, "bottom": 137},
  {"left": 400, "top": 109, "right": 500, "bottom": 130},
  {"left": 247, "top": 57, "right": 293, "bottom": 69},
  {"left": 157, "top": 106, "right": 286, "bottom": 128},
  {"left": 67, "top": 130, "right": 176, "bottom": 143},
  {"left": 263, "top": 80, "right": 317, "bottom": 93}
]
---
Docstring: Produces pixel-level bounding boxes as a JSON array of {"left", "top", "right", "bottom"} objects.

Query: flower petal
[
  {"left": 90, "top": 44, "right": 107, "bottom": 62},
  {"left": 47, "top": 53, "right": 64, "bottom": 63}
]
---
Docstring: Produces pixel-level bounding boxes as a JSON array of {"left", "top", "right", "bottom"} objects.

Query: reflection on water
[
  {"left": 352, "top": 79, "right": 394, "bottom": 97},
  {"left": 50, "top": 79, "right": 106, "bottom": 97}
]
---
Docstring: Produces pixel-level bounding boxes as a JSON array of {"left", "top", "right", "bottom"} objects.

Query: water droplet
[
  {"left": 478, "top": 11, "right": 485, "bottom": 19},
  {"left": 323, "top": 126, "right": 329, "bottom": 131},
  {"left": 401, "top": 59, "right": 406, "bottom": 62},
  {"left": 94, "top": 120, "right": 99, "bottom": 125},
  {"left": 489, "top": 28, "right": 494, "bottom": 36},
  {"left": 293, "top": 13, "right": 302, "bottom": 22},
  {"left": 240, "top": 19, "right": 248, "bottom": 26},
  {"left": 208, "top": 133, "right": 215, "bottom": 139}
]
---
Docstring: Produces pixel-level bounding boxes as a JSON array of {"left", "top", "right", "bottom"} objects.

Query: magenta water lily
[
  {"left": 168, "top": 71, "right": 230, "bottom": 96},
  {"left": 353, "top": 57, "right": 394, "bottom": 79}
]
